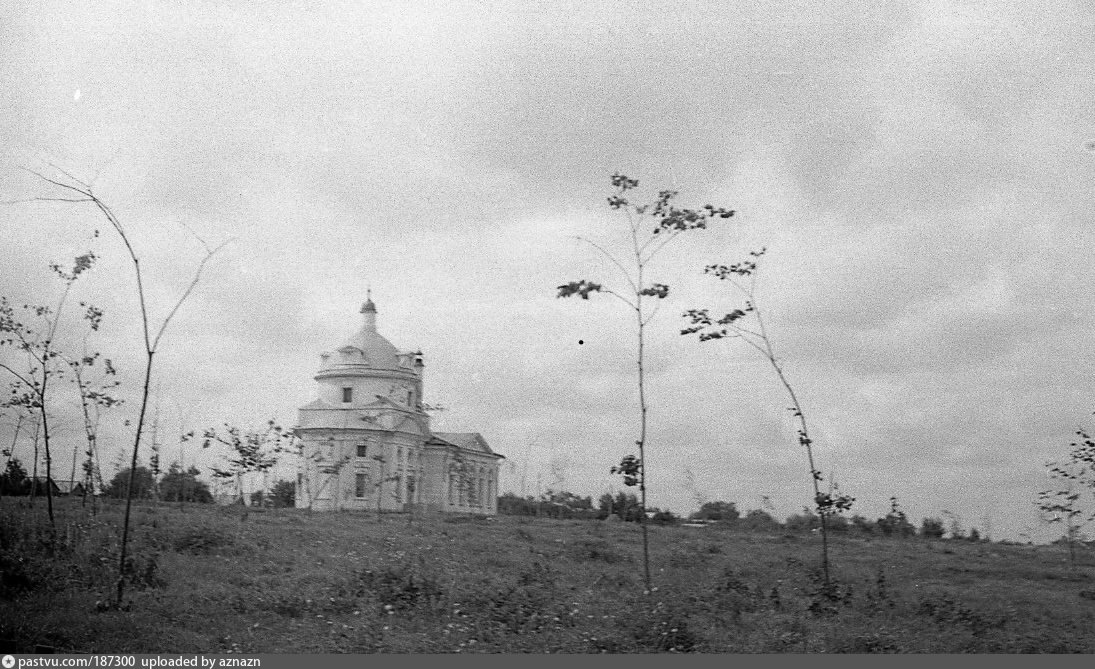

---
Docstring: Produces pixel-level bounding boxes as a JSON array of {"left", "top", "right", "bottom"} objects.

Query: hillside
[{"left": 1, "top": 498, "right": 1093, "bottom": 653}]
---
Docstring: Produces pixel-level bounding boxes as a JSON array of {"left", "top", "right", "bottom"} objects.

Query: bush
[
  {"left": 739, "top": 509, "right": 780, "bottom": 532},
  {"left": 689, "top": 501, "right": 739, "bottom": 522},
  {"left": 920, "top": 517, "right": 945, "bottom": 539},
  {"left": 850, "top": 514, "right": 875, "bottom": 534},
  {"left": 784, "top": 510, "right": 820, "bottom": 533}
]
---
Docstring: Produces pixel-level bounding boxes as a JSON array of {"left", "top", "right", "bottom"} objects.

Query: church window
[
  {"left": 342, "top": 387, "right": 353, "bottom": 403},
  {"left": 355, "top": 473, "right": 368, "bottom": 498},
  {"left": 356, "top": 443, "right": 368, "bottom": 458},
  {"left": 407, "top": 390, "right": 413, "bottom": 405}
]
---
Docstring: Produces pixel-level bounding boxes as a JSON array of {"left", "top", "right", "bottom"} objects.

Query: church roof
[
  {"left": 326, "top": 294, "right": 404, "bottom": 371},
  {"left": 338, "top": 330, "right": 401, "bottom": 370},
  {"left": 429, "top": 432, "right": 504, "bottom": 458}
]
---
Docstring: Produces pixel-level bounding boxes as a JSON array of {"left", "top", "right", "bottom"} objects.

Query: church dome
[
  {"left": 338, "top": 327, "right": 401, "bottom": 370},
  {"left": 317, "top": 293, "right": 411, "bottom": 374}
]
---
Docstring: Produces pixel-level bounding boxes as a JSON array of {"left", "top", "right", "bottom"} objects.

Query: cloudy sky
[{"left": 1, "top": 0, "right": 1093, "bottom": 541}]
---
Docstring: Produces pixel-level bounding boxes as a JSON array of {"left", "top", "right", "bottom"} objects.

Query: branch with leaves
[
  {"left": 682, "top": 248, "right": 853, "bottom": 589},
  {"left": 67, "top": 349, "right": 121, "bottom": 509},
  {"left": 558, "top": 173, "right": 732, "bottom": 594},
  {"left": 0, "top": 250, "right": 99, "bottom": 527},
  {"left": 1039, "top": 426, "right": 1095, "bottom": 567},
  {"left": 200, "top": 420, "right": 290, "bottom": 503}
]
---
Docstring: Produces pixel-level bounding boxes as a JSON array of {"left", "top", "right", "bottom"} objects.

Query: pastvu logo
[{"left": 2, "top": 654, "right": 15, "bottom": 668}]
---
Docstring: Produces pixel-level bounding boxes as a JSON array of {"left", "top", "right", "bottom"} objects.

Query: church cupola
[{"left": 360, "top": 290, "right": 377, "bottom": 332}]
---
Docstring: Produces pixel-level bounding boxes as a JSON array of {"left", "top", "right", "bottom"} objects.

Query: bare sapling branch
[
  {"left": 21, "top": 167, "right": 229, "bottom": 606},
  {"left": 682, "top": 248, "right": 854, "bottom": 590}
]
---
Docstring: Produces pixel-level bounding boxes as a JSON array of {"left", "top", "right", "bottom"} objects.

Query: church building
[{"left": 295, "top": 294, "right": 504, "bottom": 514}]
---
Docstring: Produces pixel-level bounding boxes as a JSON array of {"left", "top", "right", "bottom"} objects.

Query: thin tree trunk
[
  {"left": 635, "top": 296, "right": 651, "bottom": 594},
  {"left": 30, "top": 419, "right": 39, "bottom": 502},
  {"left": 116, "top": 352, "right": 155, "bottom": 605}
]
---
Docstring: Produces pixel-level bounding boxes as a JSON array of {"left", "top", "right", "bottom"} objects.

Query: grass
[{"left": 1, "top": 497, "right": 1094, "bottom": 653}]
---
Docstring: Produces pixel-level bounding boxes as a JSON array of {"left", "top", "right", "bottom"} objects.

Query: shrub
[
  {"left": 784, "top": 510, "right": 820, "bottom": 533},
  {"left": 920, "top": 517, "right": 945, "bottom": 539},
  {"left": 739, "top": 509, "right": 780, "bottom": 532}
]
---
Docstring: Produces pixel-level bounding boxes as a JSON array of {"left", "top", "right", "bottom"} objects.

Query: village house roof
[{"left": 30, "top": 477, "right": 84, "bottom": 494}]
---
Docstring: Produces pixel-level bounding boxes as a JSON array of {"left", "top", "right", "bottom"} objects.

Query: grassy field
[{"left": 1, "top": 497, "right": 1094, "bottom": 653}]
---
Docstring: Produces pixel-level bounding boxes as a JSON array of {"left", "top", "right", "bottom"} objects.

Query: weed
[
  {"left": 915, "top": 592, "right": 995, "bottom": 636},
  {"left": 171, "top": 527, "right": 233, "bottom": 554},
  {"left": 569, "top": 539, "right": 630, "bottom": 563},
  {"left": 805, "top": 568, "right": 853, "bottom": 616},
  {"left": 122, "top": 551, "right": 165, "bottom": 590},
  {"left": 624, "top": 600, "right": 700, "bottom": 653},
  {"left": 354, "top": 564, "right": 444, "bottom": 613},
  {"left": 863, "top": 568, "right": 896, "bottom": 610}
]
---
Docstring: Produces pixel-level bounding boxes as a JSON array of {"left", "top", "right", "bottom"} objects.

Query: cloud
[{"left": 0, "top": 0, "right": 1092, "bottom": 542}]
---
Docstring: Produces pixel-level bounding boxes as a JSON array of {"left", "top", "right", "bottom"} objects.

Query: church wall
[
  {"left": 295, "top": 429, "right": 424, "bottom": 512},
  {"left": 316, "top": 376, "right": 419, "bottom": 409}
]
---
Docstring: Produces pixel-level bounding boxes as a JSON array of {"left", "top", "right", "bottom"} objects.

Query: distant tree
[
  {"left": 920, "top": 517, "right": 946, "bottom": 539},
  {"left": 558, "top": 174, "right": 733, "bottom": 593},
  {"left": 269, "top": 479, "right": 295, "bottom": 508},
  {"left": 200, "top": 421, "right": 289, "bottom": 502},
  {"left": 784, "top": 508, "right": 821, "bottom": 533},
  {"left": 739, "top": 508, "right": 781, "bottom": 533},
  {"left": 682, "top": 248, "right": 854, "bottom": 590},
  {"left": 596, "top": 493, "right": 616, "bottom": 520},
  {"left": 650, "top": 508, "right": 679, "bottom": 525},
  {"left": 876, "top": 497, "right": 916, "bottom": 537},
  {"left": 850, "top": 514, "right": 876, "bottom": 534},
  {"left": 159, "top": 463, "right": 212, "bottom": 503},
  {"left": 533, "top": 489, "right": 595, "bottom": 519},
  {"left": 690, "top": 500, "right": 740, "bottom": 522},
  {"left": 66, "top": 349, "right": 121, "bottom": 510},
  {"left": 104, "top": 467, "right": 155, "bottom": 500},
  {"left": 0, "top": 250, "right": 98, "bottom": 527},
  {"left": 498, "top": 491, "right": 534, "bottom": 516},
  {"left": 611, "top": 491, "right": 644, "bottom": 523},
  {"left": 826, "top": 514, "right": 849, "bottom": 533},
  {"left": 0, "top": 457, "right": 29, "bottom": 496}
]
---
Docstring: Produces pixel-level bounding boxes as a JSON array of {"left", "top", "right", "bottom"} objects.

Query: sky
[{"left": 1, "top": 0, "right": 1093, "bottom": 542}]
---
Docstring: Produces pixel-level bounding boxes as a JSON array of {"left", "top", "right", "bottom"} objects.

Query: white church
[{"left": 294, "top": 293, "right": 504, "bottom": 514}]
